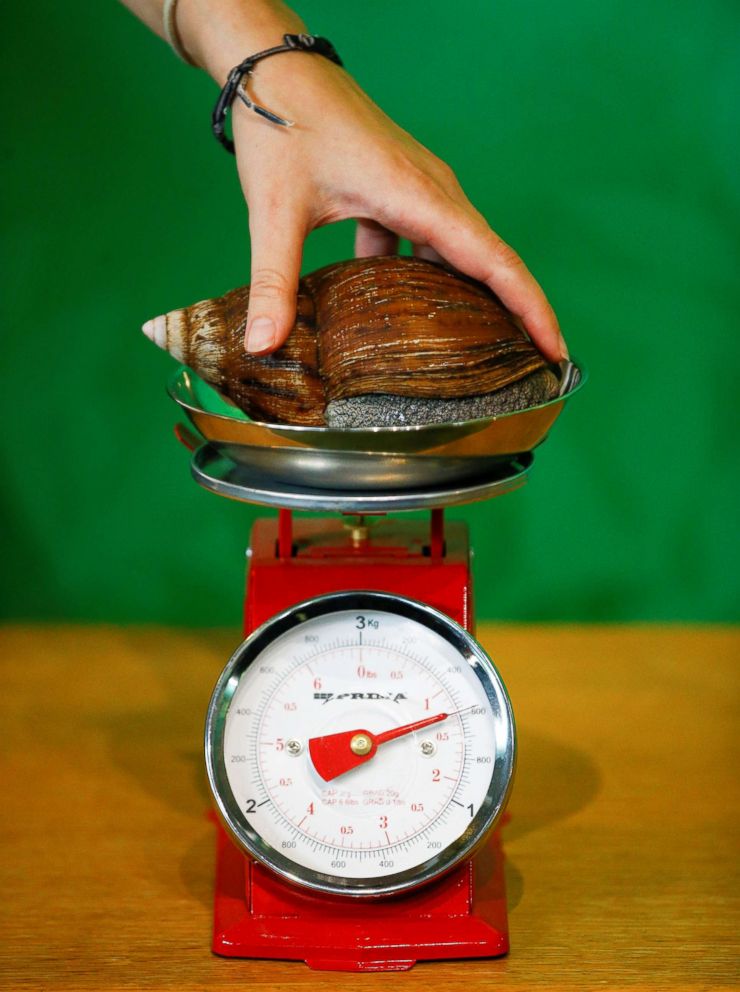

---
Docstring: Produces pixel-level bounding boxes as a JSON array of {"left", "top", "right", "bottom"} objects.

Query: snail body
[{"left": 143, "top": 256, "right": 559, "bottom": 427}]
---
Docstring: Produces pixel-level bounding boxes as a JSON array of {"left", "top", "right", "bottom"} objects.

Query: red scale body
[{"left": 211, "top": 509, "right": 510, "bottom": 971}]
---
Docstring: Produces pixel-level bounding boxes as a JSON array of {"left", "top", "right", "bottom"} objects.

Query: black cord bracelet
[{"left": 212, "top": 33, "right": 343, "bottom": 153}]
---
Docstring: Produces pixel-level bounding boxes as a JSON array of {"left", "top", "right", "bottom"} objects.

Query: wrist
[{"left": 177, "top": 0, "right": 307, "bottom": 81}]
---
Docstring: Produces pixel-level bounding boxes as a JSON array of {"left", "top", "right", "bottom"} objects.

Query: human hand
[{"left": 178, "top": 0, "right": 567, "bottom": 361}]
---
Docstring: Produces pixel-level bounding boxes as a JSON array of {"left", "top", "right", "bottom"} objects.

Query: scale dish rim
[{"left": 167, "top": 358, "right": 586, "bottom": 444}]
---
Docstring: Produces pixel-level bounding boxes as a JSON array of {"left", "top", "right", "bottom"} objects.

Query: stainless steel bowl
[{"left": 168, "top": 360, "right": 584, "bottom": 492}]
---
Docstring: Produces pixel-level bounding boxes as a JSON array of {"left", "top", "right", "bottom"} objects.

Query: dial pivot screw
[{"left": 350, "top": 733, "right": 373, "bottom": 756}]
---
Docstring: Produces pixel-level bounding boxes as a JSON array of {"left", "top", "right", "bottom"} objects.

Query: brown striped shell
[{"left": 143, "top": 256, "right": 550, "bottom": 426}]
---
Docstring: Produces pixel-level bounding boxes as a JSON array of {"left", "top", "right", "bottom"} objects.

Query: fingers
[
  {"left": 411, "top": 243, "right": 444, "bottom": 265},
  {"left": 369, "top": 157, "right": 567, "bottom": 360},
  {"left": 355, "top": 218, "right": 399, "bottom": 258},
  {"left": 421, "top": 203, "right": 567, "bottom": 361},
  {"left": 245, "top": 201, "right": 307, "bottom": 354}
]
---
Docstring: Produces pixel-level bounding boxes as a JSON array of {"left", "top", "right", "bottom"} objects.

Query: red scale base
[{"left": 211, "top": 510, "right": 510, "bottom": 971}]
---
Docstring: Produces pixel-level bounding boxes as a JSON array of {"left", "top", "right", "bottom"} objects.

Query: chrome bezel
[{"left": 205, "top": 591, "right": 516, "bottom": 898}]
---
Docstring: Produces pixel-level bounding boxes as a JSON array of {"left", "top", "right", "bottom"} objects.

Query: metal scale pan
[
  {"left": 190, "top": 444, "right": 534, "bottom": 512},
  {"left": 170, "top": 359, "right": 584, "bottom": 496}
]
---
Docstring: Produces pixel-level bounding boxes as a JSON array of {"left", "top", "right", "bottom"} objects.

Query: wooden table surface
[{"left": 1, "top": 624, "right": 737, "bottom": 991}]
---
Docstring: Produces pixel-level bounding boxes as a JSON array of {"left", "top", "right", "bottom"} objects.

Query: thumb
[{"left": 245, "top": 203, "right": 306, "bottom": 354}]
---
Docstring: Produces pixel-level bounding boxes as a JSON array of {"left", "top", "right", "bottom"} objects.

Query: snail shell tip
[
  {"left": 142, "top": 315, "right": 166, "bottom": 349},
  {"left": 143, "top": 310, "right": 189, "bottom": 363}
]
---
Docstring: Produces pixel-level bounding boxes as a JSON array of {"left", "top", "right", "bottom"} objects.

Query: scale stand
[{"left": 185, "top": 439, "right": 532, "bottom": 971}]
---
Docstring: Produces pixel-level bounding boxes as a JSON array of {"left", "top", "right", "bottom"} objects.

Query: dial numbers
[
  {"left": 207, "top": 594, "right": 515, "bottom": 896},
  {"left": 221, "top": 610, "right": 496, "bottom": 878}
]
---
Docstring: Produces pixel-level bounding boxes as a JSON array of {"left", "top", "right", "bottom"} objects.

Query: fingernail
[
  {"left": 558, "top": 333, "right": 570, "bottom": 360},
  {"left": 246, "top": 316, "right": 276, "bottom": 354}
]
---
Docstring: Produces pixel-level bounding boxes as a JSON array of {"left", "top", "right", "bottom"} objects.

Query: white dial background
[{"left": 215, "top": 606, "right": 508, "bottom": 886}]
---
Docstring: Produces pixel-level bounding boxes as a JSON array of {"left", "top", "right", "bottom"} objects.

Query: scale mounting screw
[
  {"left": 420, "top": 739, "right": 436, "bottom": 756},
  {"left": 286, "top": 739, "right": 303, "bottom": 756}
]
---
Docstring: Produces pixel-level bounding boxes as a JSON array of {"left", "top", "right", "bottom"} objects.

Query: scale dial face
[{"left": 205, "top": 592, "right": 515, "bottom": 897}]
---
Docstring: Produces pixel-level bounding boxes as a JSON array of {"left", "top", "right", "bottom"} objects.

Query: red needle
[
  {"left": 374, "top": 713, "right": 449, "bottom": 745},
  {"left": 309, "top": 712, "right": 450, "bottom": 782}
]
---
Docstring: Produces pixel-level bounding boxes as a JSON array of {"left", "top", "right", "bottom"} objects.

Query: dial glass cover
[{"left": 205, "top": 592, "right": 515, "bottom": 897}]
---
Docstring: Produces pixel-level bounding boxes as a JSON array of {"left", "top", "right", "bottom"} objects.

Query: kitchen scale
[{"left": 170, "top": 361, "right": 583, "bottom": 972}]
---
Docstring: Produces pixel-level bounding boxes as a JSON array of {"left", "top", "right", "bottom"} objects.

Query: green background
[{"left": 2, "top": 1, "right": 738, "bottom": 625}]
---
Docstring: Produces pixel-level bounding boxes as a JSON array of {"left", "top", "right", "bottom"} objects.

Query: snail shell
[{"left": 143, "top": 256, "right": 554, "bottom": 427}]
